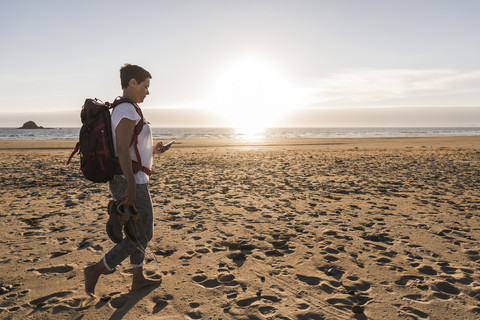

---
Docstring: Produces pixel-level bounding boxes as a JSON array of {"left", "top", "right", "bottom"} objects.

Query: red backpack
[{"left": 67, "top": 96, "right": 152, "bottom": 183}]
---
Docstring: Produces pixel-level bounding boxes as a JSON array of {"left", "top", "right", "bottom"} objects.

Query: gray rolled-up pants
[{"left": 103, "top": 175, "right": 154, "bottom": 270}]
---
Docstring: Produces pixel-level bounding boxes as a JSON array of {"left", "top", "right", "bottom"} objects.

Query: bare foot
[
  {"left": 84, "top": 262, "right": 104, "bottom": 298},
  {"left": 131, "top": 277, "right": 162, "bottom": 291}
]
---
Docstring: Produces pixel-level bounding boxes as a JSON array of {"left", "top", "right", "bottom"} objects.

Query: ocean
[{"left": 1, "top": 127, "right": 480, "bottom": 140}]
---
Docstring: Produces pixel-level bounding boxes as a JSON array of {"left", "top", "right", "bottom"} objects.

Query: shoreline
[{"left": 0, "top": 136, "right": 479, "bottom": 150}]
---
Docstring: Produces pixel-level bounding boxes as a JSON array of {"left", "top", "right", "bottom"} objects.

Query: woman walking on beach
[{"left": 84, "top": 64, "right": 170, "bottom": 297}]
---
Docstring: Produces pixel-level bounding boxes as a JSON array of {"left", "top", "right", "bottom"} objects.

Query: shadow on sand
[{"left": 99, "top": 284, "right": 160, "bottom": 320}]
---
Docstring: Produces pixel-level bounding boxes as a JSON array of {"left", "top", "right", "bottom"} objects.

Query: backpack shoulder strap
[
  {"left": 110, "top": 96, "right": 151, "bottom": 176},
  {"left": 110, "top": 96, "right": 144, "bottom": 134}
]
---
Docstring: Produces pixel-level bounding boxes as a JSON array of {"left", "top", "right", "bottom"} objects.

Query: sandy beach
[{"left": 0, "top": 137, "right": 479, "bottom": 320}]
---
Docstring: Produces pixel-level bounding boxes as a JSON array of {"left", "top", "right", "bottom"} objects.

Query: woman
[{"left": 84, "top": 64, "right": 170, "bottom": 297}]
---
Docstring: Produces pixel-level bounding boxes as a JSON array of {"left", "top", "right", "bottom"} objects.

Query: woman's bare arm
[{"left": 116, "top": 118, "right": 136, "bottom": 207}]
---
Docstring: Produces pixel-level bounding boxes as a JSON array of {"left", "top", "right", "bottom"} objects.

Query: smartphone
[{"left": 164, "top": 140, "right": 175, "bottom": 148}]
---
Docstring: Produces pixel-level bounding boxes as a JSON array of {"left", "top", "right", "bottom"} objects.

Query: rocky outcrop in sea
[{"left": 18, "top": 121, "right": 44, "bottom": 129}]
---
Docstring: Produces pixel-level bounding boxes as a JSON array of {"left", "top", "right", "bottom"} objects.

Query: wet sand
[{"left": 0, "top": 137, "right": 479, "bottom": 319}]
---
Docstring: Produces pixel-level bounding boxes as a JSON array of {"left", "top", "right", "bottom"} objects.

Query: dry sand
[{"left": 0, "top": 137, "right": 479, "bottom": 320}]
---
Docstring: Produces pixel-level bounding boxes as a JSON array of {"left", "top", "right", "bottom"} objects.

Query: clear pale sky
[{"left": 1, "top": 0, "right": 479, "bottom": 128}]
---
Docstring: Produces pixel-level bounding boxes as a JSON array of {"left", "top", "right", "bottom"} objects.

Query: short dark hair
[{"left": 120, "top": 64, "right": 152, "bottom": 89}]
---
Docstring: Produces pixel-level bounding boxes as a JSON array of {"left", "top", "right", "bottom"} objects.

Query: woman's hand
[
  {"left": 123, "top": 182, "right": 136, "bottom": 208},
  {"left": 153, "top": 141, "right": 171, "bottom": 154}
]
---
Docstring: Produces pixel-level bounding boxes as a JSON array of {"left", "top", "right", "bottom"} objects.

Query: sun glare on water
[{"left": 206, "top": 55, "right": 297, "bottom": 137}]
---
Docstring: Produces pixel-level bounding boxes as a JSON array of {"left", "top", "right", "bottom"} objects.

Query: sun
[{"left": 206, "top": 55, "right": 297, "bottom": 136}]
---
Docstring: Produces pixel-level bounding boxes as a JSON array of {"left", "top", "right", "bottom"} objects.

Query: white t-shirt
[{"left": 111, "top": 102, "right": 153, "bottom": 184}]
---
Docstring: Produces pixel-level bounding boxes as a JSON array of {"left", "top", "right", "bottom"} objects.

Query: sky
[{"left": 1, "top": 0, "right": 479, "bottom": 129}]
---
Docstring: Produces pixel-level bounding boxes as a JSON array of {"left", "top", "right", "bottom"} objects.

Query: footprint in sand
[
  {"left": 438, "top": 263, "right": 457, "bottom": 274},
  {"left": 464, "top": 249, "right": 480, "bottom": 262},
  {"left": 258, "top": 305, "right": 277, "bottom": 315},
  {"left": 186, "top": 310, "right": 202, "bottom": 319},
  {"left": 417, "top": 264, "right": 438, "bottom": 275},
  {"left": 341, "top": 277, "right": 371, "bottom": 295},
  {"left": 18, "top": 289, "right": 30, "bottom": 297},
  {"left": 325, "top": 293, "right": 354, "bottom": 311},
  {"left": 296, "top": 274, "right": 321, "bottom": 286},
  {"left": 28, "top": 264, "right": 75, "bottom": 275},
  {"left": 29, "top": 290, "right": 74, "bottom": 308},
  {"left": 402, "top": 294, "right": 426, "bottom": 302},
  {"left": 394, "top": 275, "right": 424, "bottom": 286},
  {"left": 431, "top": 281, "right": 461, "bottom": 296},
  {"left": 323, "top": 254, "right": 339, "bottom": 262},
  {"left": 49, "top": 250, "right": 72, "bottom": 258},
  {"left": 151, "top": 294, "right": 173, "bottom": 313},
  {"left": 110, "top": 295, "right": 129, "bottom": 309},
  {"left": 51, "top": 297, "right": 96, "bottom": 314},
  {"left": 192, "top": 273, "right": 239, "bottom": 288},
  {"left": 296, "top": 313, "right": 327, "bottom": 320},
  {"left": 235, "top": 295, "right": 281, "bottom": 307},
  {"left": 197, "top": 278, "right": 221, "bottom": 288},
  {"left": 374, "top": 257, "right": 392, "bottom": 265},
  {"left": 400, "top": 306, "right": 429, "bottom": 319},
  {"left": 218, "top": 274, "right": 239, "bottom": 286},
  {"left": 192, "top": 274, "right": 208, "bottom": 283},
  {"left": 153, "top": 299, "right": 169, "bottom": 313},
  {"left": 145, "top": 270, "right": 163, "bottom": 280},
  {"left": 154, "top": 249, "right": 176, "bottom": 257},
  {"left": 77, "top": 237, "right": 92, "bottom": 250}
]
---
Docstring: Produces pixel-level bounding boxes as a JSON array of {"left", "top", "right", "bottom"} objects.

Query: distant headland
[{"left": 18, "top": 121, "right": 45, "bottom": 129}]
